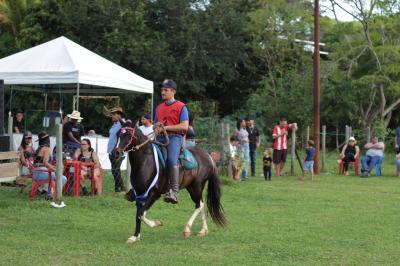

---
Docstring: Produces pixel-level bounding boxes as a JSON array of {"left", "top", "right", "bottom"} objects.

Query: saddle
[{"left": 153, "top": 144, "right": 198, "bottom": 170}]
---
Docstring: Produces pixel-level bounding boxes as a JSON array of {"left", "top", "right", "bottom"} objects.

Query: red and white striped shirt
[{"left": 272, "top": 124, "right": 294, "bottom": 150}]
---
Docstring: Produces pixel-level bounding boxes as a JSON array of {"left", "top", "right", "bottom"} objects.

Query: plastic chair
[
  {"left": 375, "top": 157, "right": 383, "bottom": 176},
  {"left": 338, "top": 157, "right": 359, "bottom": 176},
  {"left": 81, "top": 162, "right": 102, "bottom": 196},
  {"left": 29, "top": 169, "right": 56, "bottom": 201}
]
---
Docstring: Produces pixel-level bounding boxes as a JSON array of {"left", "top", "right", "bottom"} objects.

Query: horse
[{"left": 116, "top": 126, "right": 228, "bottom": 243}]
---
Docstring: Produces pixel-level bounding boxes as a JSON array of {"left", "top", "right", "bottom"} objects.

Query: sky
[{"left": 321, "top": 0, "right": 355, "bottom": 22}]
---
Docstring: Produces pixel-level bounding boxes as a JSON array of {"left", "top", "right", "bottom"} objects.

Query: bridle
[{"left": 119, "top": 125, "right": 169, "bottom": 152}]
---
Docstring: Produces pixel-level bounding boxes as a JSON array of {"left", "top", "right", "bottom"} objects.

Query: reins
[{"left": 121, "top": 125, "right": 170, "bottom": 152}]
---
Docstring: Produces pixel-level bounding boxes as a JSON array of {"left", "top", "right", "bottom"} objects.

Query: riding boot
[{"left": 164, "top": 166, "right": 179, "bottom": 204}]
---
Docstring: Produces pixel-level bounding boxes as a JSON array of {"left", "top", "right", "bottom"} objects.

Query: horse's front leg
[
  {"left": 142, "top": 211, "right": 163, "bottom": 228},
  {"left": 140, "top": 193, "right": 162, "bottom": 228},
  {"left": 126, "top": 205, "right": 144, "bottom": 244}
]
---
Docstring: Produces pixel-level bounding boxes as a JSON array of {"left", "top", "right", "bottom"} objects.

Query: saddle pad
[
  {"left": 180, "top": 148, "right": 198, "bottom": 170},
  {"left": 153, "top": 144, "right": 166, "bottom": 169}
]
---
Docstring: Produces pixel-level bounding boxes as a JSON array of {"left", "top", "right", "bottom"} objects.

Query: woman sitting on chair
[
  {"left": 16, "top": 131, "right": 35, "bottom": 191},
  {"left": 32, "top": 132, "right": 66, "bottom": 196},
  {"left": 74, "top": 138, "right": 102, "bottom": 195},
  {"left": 340, "top": 137, "right": 360, "bottom": 175}
]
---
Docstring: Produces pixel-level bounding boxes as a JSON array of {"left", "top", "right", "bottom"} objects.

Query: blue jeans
[
  {"left": 249, "top": 148, "right": 257, "bottom": 176},
  {"left": 361, "top": 156, "right": 382, "bottom": 173},
  {"left": 239, "top": 143, "right": 250, "bottom": 179},
  {"left": 32, "top": 167, "right": 67, "bottom": 186},
  {"left": 157, "top": 135, "right": 184, "bottom": 168},
  {"left": 65, "top": 141, "right": 81, "bottom": 149}
]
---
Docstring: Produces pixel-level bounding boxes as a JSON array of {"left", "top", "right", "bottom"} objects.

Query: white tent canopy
[{"left": 0, "top": 36, "right": 153, "bottom": 94}]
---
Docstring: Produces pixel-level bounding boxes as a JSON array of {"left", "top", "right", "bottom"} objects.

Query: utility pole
[{"left": 313, "top": 0, "right": 321, "bottom": 174}]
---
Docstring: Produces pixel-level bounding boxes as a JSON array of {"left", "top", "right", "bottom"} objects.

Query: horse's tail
[{"left": 207, "top": 168, "right": 228, "bottom": 227}]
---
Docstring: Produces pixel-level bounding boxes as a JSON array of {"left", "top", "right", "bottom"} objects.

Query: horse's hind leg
[
  {"left": 182, "top": 200, "right": 203, "bottom": 238},
  {"left": 182, "top": 185, "right": 203, "bottom": 238},
  {"left": 197, "top": 204, "right": 209, "bottom": 237}
]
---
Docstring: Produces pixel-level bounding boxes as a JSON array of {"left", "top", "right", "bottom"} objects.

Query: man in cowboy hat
[
  {"left": 106, "top": 106, "right": 126, "bottom": 192},
  {"left": 154, "top": 79, "right": 189, "bottom": 204},
  {"left": 63, "top": 111, "right": 85, "bottom": 150}
]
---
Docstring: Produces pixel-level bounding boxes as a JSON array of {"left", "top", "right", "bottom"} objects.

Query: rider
[{"left": 154, "top": 79, "right": 189, "bottom": 204}]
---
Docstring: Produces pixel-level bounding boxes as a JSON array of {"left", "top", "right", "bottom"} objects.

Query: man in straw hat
[
  {"left": 63, "top": 110, "right": 85, "bottom": 150},
  {"left": 154, "top": 79, "right": 189, "bottom": 204},
  {"left": 106, "top": 106, "right": 126, "bottom": 192}
]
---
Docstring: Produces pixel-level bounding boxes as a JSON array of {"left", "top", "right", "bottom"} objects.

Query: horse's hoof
[
  {"left": 126, "top": 236, "right": 140, "bottom": 244},
  {"left": 182, "top": 231, "right": 191, "bottom": 238},
  {"left": 197, "top": 229, "right": 208, "bottom": 237},
  {"left": 154, "top": 219, "right": 163, "bottom": 227}
]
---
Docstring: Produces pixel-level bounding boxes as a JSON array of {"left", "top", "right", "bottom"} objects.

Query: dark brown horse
[{"left": 116, "top": 126, "right": 227, "bottom": 243}]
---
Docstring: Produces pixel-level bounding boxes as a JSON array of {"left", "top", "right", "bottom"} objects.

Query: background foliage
[{"left": 1, "top": 0, "right": 400, "bottom": 143}]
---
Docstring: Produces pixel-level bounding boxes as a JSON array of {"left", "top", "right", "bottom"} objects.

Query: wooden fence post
[
  {"left": 7, "top": 112, "right": 12, "bottom": 150},
  {"left": 321, "top": 125, "right": 326, "bottom": 172},
  {"left": 291, "top": 129, "right": 296, "bottom": 176},
  {"left": 345, "top": 125, "right": 349, "bottom": 141}
]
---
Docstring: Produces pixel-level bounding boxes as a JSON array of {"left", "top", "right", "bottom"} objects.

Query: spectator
[
  {"left": 396, "top": 152, "right": 400, "bottom": 176},
  {"left": 63, "top": 111, "right": 85, "bottom": 150},
  {"left": 340, "top": 137, "right": 360, "bottom": 176},
  {"left": 395, "top": 125, "right": 400, "bottom": 153},
  {"left": 300, "top": 140, "right": 316, "bottom": 181},
  {"left": 272, "top": 117, "right": 297, "bottom": 176},
  {"left": 16, "top": 131, "right": 35, "bottom": 191},
  {"left": 185, "top": 115, "right": 207, "bottom": 148},
  {"left": 74, "top": 138, "right": 102, "bottom": 195},
  {"left": 13, "top": 109, "right": 24, "bottom": 133},
  {"left": 229, "top": 136, "right": 241, "bottom": 181},
  {"left": 361, "top": 135, "right": 384, "bottom": 177},
  {"left": 87, "top": 130, "right": 97, "bottom": 137},
  {"left": 246, "top": 117, "right": 260, "bottom": 177},
  {"left": 235, "top": 118, "right": 250, "bottom": 180},
  {"left": 106, "top": 106, "right": 126, "bottom": 192},
  {"left": 32, "top": 132, "right": 66, "bottom": 196},
  {"left": 139, "top": 113, "right": 154, "bottom": 136},
  {"left": 262, "top": 148, "right": 273, "bottom": 181}
]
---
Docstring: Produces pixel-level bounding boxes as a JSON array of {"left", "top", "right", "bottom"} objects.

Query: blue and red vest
[{"left": 156, "top": 100, "right": 186, "bottom": 134}]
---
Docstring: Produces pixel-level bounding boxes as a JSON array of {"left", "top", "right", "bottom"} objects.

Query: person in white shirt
[
  {"left": 361, "top": 135, "right": 384, "bottom": 177},
  {"left": 139, "top": 114, "right": 154, "bottom": 136}
]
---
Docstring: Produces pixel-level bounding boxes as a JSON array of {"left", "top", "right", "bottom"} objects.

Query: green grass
[{"left": 1, "top": 153, "right": 400, "bottom": 265}]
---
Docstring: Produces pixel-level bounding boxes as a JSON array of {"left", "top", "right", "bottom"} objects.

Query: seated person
[
  {"left": 16, "top": 131, "right": 35, "bottom": 191},
  {"left": 73, "top": 138, "right": 102, "bottom": 195},
  {"left": 340, "top": 137, "right": 360, "bottom": 175},
  {"left": 63, "top": 111, "right": 85, "bottom": 151},
  {"left": 139, "top": 114, "right": 154, "bottom": 136},
  {"left": 361, "top": 135, "right": 384, "bottom": 177},
  {"left": 32, "top": 132, "right": 67, "bottom": 196}
]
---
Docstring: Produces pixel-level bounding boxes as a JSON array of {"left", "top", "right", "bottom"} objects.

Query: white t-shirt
[
  {"left": 366, "top": 142, "right": 384, "bottom": 157},
  {"left": 229, "top": 143, "right": 237, "bottom": 158},
  {"left": 139, "top": 125, "right": 154, "bottom": 136}
]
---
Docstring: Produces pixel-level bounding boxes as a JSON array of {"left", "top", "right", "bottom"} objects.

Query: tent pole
[
  {"left": 151, "top": 93, "right": 154, "bottom": 119},
  {"left": 0, "top": 80, "right": 4, "bottom": 135},
  {"left": 44, "top": 92, "right": 48, "bottom": 111},
  {"left": 75, "top": 83, "right": 80, "bottom": 111}
]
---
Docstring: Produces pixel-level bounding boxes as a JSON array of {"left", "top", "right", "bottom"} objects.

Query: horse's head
[{"left": 115, "top": 127, "right": 138, "bottom": 158}]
